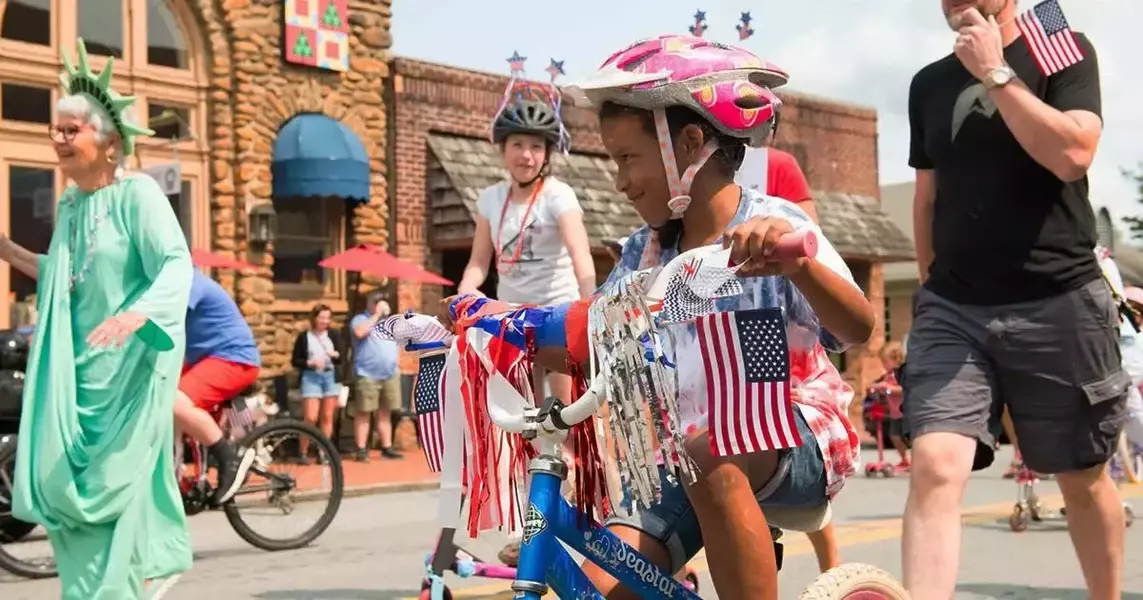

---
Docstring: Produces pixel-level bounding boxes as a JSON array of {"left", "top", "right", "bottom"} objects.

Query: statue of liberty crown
[{"left": 59, "top": 38, "right": 154, "bottom": 156}]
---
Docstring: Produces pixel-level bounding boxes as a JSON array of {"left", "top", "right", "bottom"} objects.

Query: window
[
  {"left": 1, "top": 84, "right": 52, "bottom": 124},
  {"left": 1, "top": 0, "right": 50, "bottom": 46},
  {"left": 272, "top": 199, "right": 345, "bottom": 297},
  {"left": 78, "top": 0, "right": 124, "bottom": 58},
  {"left": 146, "top": 0, "right": 188, "bottom": 69},
  {"left": 148, "top": 103, "right": 191, "bottom": 140},
  {"left": 7, "top": 166, "right": 55, "bottom": 305},
  {"left": 166, "top": 180, "right": 192, "bottom": 242}
]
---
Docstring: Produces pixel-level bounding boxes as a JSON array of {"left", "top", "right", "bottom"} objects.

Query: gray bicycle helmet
[{"left": 493, "top": 100, "right": 562, "bottom": 146}]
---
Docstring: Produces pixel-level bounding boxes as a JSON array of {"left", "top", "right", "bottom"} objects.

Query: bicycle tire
[
  {"left": 0, "top": 442, "right": 58, "bottom": 579},
  {"left": 223, "top": 419, "right": 344, "bottom": 551},
  {"left": 799, "top": 563, "right": 908, "bottom": 600},
  {"left": 1118, "top": 433, "right": 1141, "bottom": 485}
]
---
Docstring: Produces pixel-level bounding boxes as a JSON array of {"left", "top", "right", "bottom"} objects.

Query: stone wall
[{"left": 187, "top": 0, "right": 393, "bottom": 377}]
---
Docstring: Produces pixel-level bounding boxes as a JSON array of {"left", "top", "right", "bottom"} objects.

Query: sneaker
[
  {"left": 380, "top": 447, "right": 404, "bottom": 460},
  {"left": 894, "top": 461, "right": 911, "bottom": 474},
  {"left": 212, "top": 447, "right": 256, "bottom": 506},
  {"left": 498, "top": 540, "right": 521, "bottom": 567},
  {"left": 354, "top": 448, "right": 370, "bottom": 463}
]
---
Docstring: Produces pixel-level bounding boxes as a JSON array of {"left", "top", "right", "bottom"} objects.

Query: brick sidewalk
[{"left": 340, "top": 449, "right": 438, "bottom": 491}]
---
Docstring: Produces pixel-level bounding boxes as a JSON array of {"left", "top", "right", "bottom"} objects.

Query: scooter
[{"left": 863, "top": 390, "right": 894, "bottom": 478}]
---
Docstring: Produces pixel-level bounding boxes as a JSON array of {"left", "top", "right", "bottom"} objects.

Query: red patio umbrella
[
  {"left": 191, "top": 249, "right": 257, "bottom": 271},
  {"left": 318, "top": 244, "right": 452, "bottom": 285}
]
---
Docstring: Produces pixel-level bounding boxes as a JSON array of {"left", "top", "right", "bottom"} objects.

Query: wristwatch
[{"left": 983, "top": 66, "right": 1017, "bottom": 90}]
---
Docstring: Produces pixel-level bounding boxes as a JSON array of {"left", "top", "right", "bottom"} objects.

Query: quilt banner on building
[{"left": 283, "top": 0, "right": 350, "bottom": 72}]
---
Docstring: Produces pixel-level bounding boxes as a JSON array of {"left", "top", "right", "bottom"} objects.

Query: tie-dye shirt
[{"left": 600, "top": 188, "right": 861, "bottom": 497}]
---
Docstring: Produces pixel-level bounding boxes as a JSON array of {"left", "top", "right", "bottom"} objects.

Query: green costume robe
[{"left": 12, "top": 175, "right": 194, "bottom": 599}]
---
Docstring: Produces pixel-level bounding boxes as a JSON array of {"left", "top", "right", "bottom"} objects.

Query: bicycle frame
[{"left": 512, "top": 450, "right": 703, "bottom": 600}]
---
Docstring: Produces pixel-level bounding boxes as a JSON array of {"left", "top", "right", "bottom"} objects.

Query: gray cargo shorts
[{"left": 904, "top": 278, "right": 1129, "bottom": 474}]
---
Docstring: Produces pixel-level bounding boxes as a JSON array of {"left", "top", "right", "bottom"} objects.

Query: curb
[{"left": 342, "top": 479, "right": 440, "bottom": 498}]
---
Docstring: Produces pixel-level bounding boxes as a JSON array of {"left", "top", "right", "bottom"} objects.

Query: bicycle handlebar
[
  {"left": 443, "top": 232, "right": 817, "bottom": 437},
  {"left": 764, "top": 229, "right": 818, "bottom": 263}
]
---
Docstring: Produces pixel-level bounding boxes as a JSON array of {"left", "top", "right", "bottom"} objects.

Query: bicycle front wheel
[{"left": 223, "top": 420, "right": 344, "bottom": 551}]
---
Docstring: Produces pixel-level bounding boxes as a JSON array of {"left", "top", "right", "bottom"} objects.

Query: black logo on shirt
[{"left": 951, "top": 82, "right": 997, "bottom": 142}]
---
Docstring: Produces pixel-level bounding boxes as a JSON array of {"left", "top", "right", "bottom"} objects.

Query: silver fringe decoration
[{"left": 587, "top": 269, "right": 699, "bottom": 511}]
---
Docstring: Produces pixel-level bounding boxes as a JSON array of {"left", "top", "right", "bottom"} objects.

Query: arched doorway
[{"left": 0, "top": 0, "right": 210, "bottom": 327}]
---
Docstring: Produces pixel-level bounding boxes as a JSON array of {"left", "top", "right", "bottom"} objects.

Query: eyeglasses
[{"left": 48, "top": 124, "right": 91, "bottom": 144}]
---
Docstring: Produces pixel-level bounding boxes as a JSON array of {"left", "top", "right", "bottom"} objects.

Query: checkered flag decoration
[
  {"left": 658, "top": 256, "right": 743, "bottom": 323},
  {"left": 373, "top": 311, "right": 454, "bottom": 345}
]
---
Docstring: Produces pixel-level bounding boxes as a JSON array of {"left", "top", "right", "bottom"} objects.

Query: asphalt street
[{"left": 3, "top": 446, "right": 1143, "bottom": 599}]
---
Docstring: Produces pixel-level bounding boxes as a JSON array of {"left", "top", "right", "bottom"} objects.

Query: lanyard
[{"left": 495, "top": 178, "right": 544, "bottom": 275}]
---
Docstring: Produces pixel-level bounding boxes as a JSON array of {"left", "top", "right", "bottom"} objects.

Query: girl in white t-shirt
[
  {"left": 457, "top": 92, "right": 595, "bottom": 567},
  {"left": 458, "top": 98, "right": 596, "bottom": 395}
]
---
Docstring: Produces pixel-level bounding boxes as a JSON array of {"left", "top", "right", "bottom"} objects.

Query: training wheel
[
  {"left": 1125, "top": 504, "right": 1135, "bottom": 528},
  {"left": 419, "top": 580, "right": 453, "bottom": 600},
  {"left": 799, "top": 563, "right": 908, "bottom": 599},
  {"left": 1008, "top": 505, "right": 1029, "bottom": 532},
  {"left": 684, "top": 571, "right": 700, "bottom": 592}
]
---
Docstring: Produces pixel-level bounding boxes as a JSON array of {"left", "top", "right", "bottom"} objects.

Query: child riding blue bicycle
[{"left": 407, "top": 33, "right": 905, "bottom": 600}]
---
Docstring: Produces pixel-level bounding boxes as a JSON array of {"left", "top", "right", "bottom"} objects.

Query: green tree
[
  {"left": 1121, "top": 167, "right": 1143, "bottom": 241},
  {"left": 322, "top": 2, "right": 343, "bottom": 28},
  {"left": 292, "top": 32, "right": 314, "bottom": 58}
]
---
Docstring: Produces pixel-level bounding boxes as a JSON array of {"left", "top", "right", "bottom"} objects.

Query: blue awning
[{"left": 272, "top": 113, "right": 370, "bottom": 203}]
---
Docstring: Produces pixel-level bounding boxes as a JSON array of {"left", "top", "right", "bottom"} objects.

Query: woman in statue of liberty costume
[{"left": 0, "top": 38, "right": 193, "bottom": 599}]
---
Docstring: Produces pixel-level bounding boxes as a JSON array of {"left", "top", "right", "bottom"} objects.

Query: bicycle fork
[{"left": 512, "top": 453, "right": 567, "bottom": 599}]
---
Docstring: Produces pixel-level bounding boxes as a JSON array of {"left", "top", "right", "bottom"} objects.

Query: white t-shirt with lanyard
[{"left": 476, "top": 177, "right": 583, "bottom": 305}]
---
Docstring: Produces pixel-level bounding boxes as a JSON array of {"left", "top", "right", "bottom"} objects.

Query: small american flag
[
  {"left": 696, "top": 307, "right": 800, "bottom": 456},
  {"left": 414, "top": 353, "right": 448, "bottom": 472},
  {"left": 1016, "top": 0, "right": 1083, "bottom": 76}
]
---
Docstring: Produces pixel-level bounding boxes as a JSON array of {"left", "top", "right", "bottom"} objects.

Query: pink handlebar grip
[{"left": 771, "top": 230, "right": 818, "bottom": 261}]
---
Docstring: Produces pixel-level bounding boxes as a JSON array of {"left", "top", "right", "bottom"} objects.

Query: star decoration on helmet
[
  {"left": 507, "top": 51, "right": 527, "bottom": 74},
  {"left": 546, "top": 59, "right": 565, "bottom": 82},
  {"left": 690, "top": 9, "right": 707, "bottom": 37},
  {"left": 737, "top": 12, "right": 755, "bottom": 40}
]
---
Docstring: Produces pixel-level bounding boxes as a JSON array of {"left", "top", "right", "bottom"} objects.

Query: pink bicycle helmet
[{"left": 563, "top": 34, "right": 789, "bottom": 219}]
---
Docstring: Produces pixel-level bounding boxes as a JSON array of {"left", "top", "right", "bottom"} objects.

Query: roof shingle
[
  {"left": 427, "top": 134, "right": 914, "bottom": 261},
  {"left": 815, "top": 191, "right": 916, "bottom": 262}
]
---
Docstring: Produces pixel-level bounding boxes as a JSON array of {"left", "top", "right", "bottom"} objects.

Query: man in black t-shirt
[{"left": 901, "top": 2, "right": 1126, "bottom": 599}]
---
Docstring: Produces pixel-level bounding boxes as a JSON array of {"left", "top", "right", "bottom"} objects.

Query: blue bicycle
[{"left": 423, "top": 392, "right": 906, "bottom": 600}]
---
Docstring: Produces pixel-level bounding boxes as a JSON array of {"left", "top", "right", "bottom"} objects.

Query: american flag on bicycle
[
  {"left": 696, "top": 307, "right": 800, "bottom": 456},
  {"left": 414, "top": 352, "right": 448, "bottom": 472}
]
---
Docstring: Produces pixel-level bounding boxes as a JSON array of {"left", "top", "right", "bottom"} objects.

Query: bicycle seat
[{"left": 765, "top": 501, "right": 832, "bottom": 533}]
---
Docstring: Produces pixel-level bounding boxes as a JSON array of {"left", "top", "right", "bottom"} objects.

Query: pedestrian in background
[
  {"left": 291, "top": 303, "right": 345, "bottom": 463},
  {"left": 349, "top": 290, "right": 404, "bottom": 462}
]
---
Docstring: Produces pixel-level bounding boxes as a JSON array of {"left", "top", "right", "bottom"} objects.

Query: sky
[{"left": 390, "top": 0, "right": 1142, "bottom": 224}]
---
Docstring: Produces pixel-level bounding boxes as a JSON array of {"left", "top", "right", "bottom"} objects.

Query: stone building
[{"left": 0, "top": 0, "right": 393, "bottom": 376}]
